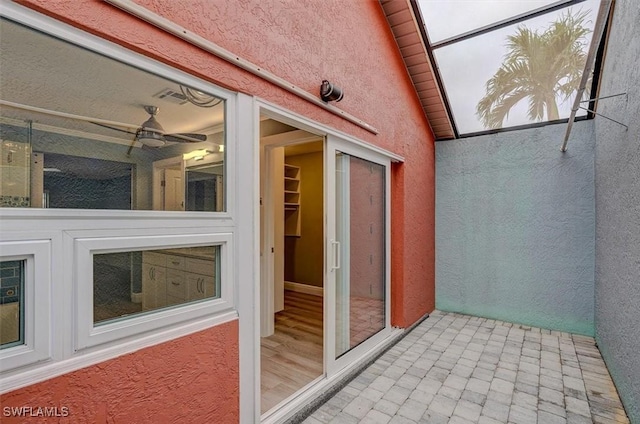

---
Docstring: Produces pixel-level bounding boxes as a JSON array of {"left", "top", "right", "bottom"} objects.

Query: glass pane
[
  {"left": 0, "top": 19, "right": 226, "bottom": 211},
  {"left": 0, "top": 122, "right": 31, "bottom": 207},
  {"left": 433, "top": 2, "right": 598, "bottom": 134},
  {"left": 335, "top": 153, "right": 385, "bottom": 358},
  {"left": 93, "top": 245, "right": 220, "bottom": 325},
  {"left": 0, "top": 260, "right": 24, "bottom": 348},
  {"left": 418, "top": 0, "right": 559, "bottom": 43},
  {"left": 185, "top": 161, "right": 224, "bottom": 212}
]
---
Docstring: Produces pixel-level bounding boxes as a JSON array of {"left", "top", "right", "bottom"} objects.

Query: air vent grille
[{"left": 152, "top": 88, "right": 188, "bottom": 105}]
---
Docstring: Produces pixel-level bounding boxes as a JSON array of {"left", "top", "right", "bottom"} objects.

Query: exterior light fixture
[{"left": 320, "top": 80, "right": 344, "bottom": 102}]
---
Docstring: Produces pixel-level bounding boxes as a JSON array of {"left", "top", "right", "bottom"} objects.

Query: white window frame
[
  {"left": 74, "top": 231, "right": 234, "bottom": 350},
  {"left": 0, "top": 2, "right": 244, "bottom": 393},
  {"left": 0, "top": 239, "right": 51, "bottom": 372}
]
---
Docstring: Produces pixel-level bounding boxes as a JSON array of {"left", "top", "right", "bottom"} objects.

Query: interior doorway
[
  {"left": 152, "top": 156, "right": 184, "bottom": 211},
  {"left": 259, "top": 118, "right": 325, "bottom": 414},
  {"left": 257, "top": 112, "right": 393, "bottom": 419}
]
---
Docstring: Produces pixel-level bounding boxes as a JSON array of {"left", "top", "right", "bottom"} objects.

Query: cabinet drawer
[
  {"left": 141, "top": 263, "right": 166, "bottom": 311},
  {"left": 185, "top": 257, "right": 214, "bottom": 277},
  {"left": 186, "top": 273, "right": 216, "bottom": 300},
  {"left": 166, "top": 269, "right": 187, "bottom": 299},
  {"left": 142, "top": 252, "right": 166, "bottom": 267},
  {"left": 165, "top": 255, "right": 186, "bottom": 270}
]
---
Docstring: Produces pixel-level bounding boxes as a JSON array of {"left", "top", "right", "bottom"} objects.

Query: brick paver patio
[{"left": 303, "top": 311, "right": 629, "bottom": 424}]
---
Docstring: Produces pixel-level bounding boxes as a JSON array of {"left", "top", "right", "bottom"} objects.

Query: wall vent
[{"left": 152, "top": 88, "right": 188, "bottom": 105}]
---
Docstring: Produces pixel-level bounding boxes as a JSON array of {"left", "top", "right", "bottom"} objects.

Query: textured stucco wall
[
  {"left": 7, "top": 0, "right": 436, "bottom": 420},
  {"left": 0, "top": 320, "right": 239, "bottom": 423},
  {"left": 16, "top": 0, "right": 435, "bottom": 325},
  {"left": 593, "top": 0, "right": 640, "bottom": 420},
  {"left": 436, "top": 121, "right": 595, "bottom": 335}
]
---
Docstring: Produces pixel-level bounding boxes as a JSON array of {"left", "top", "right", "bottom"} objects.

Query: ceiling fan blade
[
  {"left": 164, "top": 133, "right": 207, "bottom": 143},
  {"left": 90, "top": 121, "right": 138, "bottom": 135},
  {"left": 126, "top": 129, "right": 141, "bottom": 157}
]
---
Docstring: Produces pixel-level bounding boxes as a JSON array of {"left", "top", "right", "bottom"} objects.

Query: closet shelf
[{"left": 284, "top": 163, "right": 301, "bottom": 237}]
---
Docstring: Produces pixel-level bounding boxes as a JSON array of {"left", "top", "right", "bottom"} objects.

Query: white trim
[
  {"left": 283, "top": 281, "right": 323, "bottom": 297},
  {"left": 256, "top": 102, "right": 397, "bottom": 422},
  {"left": 260, "top": 144, "right": 276, "bottom": 337},
  {"left": 325, "top": 134, "right": 393, "bottom": 377},
  {"left": 0, "top": 2, "right": 244, "bottom": 400},
  {"left": 0, "top": 311, "right": 237, "bottom": 394},
  {"left": 0, "top": 0, "right": 238, "bottom": 220},
  {"left": 258, "top": 99, "right": 404, "bottom": 163},
  {"left": 236, "top": 93, "right": 260, "bottom": 424},
  {"left": 0, "top": 240, "right": 51, "bottom": 372},
  {"left": 104, "top": 0, "right": 379, "bottom": 135},
  {"left": 74, "top": 232, "right": 234, "bottom": 350}
]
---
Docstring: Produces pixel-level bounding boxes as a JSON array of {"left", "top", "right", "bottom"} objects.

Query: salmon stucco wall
[
  {"left": 0, "top": 320, "right": 239, "bottom": 423},
  {"left": 16, "top": 0, "right": 436, "bottom": 327}
]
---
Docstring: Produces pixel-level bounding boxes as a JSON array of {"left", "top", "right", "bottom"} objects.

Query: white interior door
[
  {"left": 325, "top": 135, "right": 392, "bottom": 376},
  {"left": 164, "top": 168, "right": 184, "bottom": 211}
]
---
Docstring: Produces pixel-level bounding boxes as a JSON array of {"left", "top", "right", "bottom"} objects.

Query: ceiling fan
[{"left": 92, "top": 105, "right": 207, "bottom": 152}]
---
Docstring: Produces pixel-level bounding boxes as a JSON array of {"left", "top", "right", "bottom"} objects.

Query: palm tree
[{"left": 477, "top": 11, "right": 591, "bottom": 129}]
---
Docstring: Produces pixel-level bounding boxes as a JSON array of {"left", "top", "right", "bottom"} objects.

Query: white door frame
[
  {"left": 324, "top": 134, "right": 393, "bottom": 377},
  {"left": 254, "top": 100, "right": 403, "bottom": 424}
]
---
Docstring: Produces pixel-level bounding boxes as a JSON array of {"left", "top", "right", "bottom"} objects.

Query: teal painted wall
[{"left": 436, "top": 121, "right": 595, "bottom": 336}]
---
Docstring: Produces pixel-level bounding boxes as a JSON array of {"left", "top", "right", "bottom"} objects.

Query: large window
[
  {"left": 0, "top": 18, "right": 226, "bottom": 211},
  {"left": 93, "top": 246, "right": 221, "bottom": 325},
  {"left": 0, "top": 8, "right": 238, "bottom": 381}
]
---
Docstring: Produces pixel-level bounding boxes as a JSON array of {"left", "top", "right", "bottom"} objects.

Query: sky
[{"left": 416, "top": 0, "right": 601, "bottom": 134}]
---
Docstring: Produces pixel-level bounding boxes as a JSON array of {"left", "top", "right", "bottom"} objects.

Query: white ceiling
[{"left": 0, "top": 19, "right": 224, "bottom": 141}]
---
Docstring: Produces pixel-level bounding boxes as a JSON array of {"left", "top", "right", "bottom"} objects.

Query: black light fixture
[{"left": 320, "top": 80, "right": 344, "bottom": 102}]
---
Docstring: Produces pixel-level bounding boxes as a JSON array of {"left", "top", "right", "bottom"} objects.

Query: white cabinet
[
  {"left": 142, "top": 253, "right": 168, "bottom": 310},
  {"left": 142, "top": 251, "right": 215, "bottom": 311}
]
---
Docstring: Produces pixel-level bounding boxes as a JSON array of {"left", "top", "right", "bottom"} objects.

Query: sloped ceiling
[{"left": 379, "top": 0, "right": 455, "bottom": 140}]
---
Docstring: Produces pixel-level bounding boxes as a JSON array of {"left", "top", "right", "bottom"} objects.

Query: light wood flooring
[
  {"left": 260, "top": 290, "right": 386, "bottom": 414},
  {"left": 261, "top": 290, "right": 324, "bottom": 414}
]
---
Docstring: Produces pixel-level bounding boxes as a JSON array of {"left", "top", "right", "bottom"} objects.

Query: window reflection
[
  {"left": 0, "top": 260, "right": 24, "bottom": 348},
  {"left": 93, "top": 246, "right": 221, "bottom": 325},
  {"left": 0, "top": 19, "right": 226, "bottom": 211}
]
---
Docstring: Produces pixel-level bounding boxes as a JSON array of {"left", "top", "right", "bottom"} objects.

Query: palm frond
[{"left": 476, "top": 9, "right": 592, "bottom": 129}]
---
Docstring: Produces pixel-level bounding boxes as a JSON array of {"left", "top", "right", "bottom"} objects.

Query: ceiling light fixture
[
  {"left": 180, "top": 86, "right": 223, "bottom": 108},
  {"left": 137, "top": 106, "right": 167, "bottom": 147}
]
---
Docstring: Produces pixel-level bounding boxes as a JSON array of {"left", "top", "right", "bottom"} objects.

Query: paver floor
[{"left": 303, "top": 310, "right": 629, "bottom": 424}]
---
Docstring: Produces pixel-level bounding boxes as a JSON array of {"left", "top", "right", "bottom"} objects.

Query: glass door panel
[
  {"left": 325, "top": 135, "right": 391, "bottom": 375},
  {"left": 334, "top": 152, "right": 386, "bottom": 358}
]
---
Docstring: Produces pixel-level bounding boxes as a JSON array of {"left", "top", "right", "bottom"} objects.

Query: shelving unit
[{"left": 284, "top": 164, "right": 301, "bottom": 237}]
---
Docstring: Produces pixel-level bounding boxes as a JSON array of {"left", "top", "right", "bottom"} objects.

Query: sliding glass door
[{"left": 325, "top": 135, "right": 391, "bottom": 375}]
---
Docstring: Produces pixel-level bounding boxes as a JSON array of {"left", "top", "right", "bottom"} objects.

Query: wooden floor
[
  {"left": 261, "top": 291, "right": 324, "bottom": 414},
  {"left": 260, "top": 290, "right": 386, "bottom": 414}
]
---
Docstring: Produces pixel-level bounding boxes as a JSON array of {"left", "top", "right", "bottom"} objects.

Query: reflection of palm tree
[{"left": 477, "top": 11, "right": 591, "bottom": 129}]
